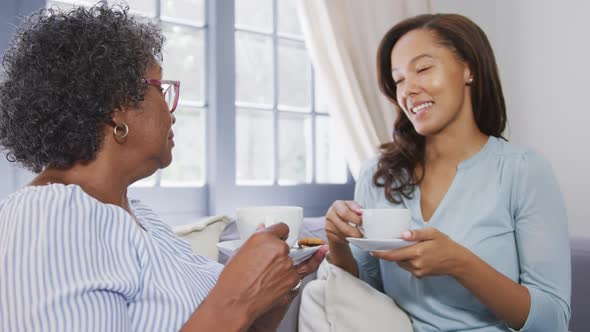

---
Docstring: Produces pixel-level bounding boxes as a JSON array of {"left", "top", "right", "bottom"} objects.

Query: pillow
[
  {"left": 173, "top": 215, "right": 230, "bottom": 262},
  {"left": 299, "top": 261, "right": 413, "bottom": 332}
]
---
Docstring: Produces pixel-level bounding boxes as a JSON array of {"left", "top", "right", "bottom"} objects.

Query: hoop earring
[{"left": 113, "top": 122, "right": 129, "bottom": 139}]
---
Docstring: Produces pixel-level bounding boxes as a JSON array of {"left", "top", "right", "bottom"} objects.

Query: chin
[
  {"left": 413, "top": 124, "right": 441, "bottom": 136},
  {"left": 161, "top": 157, "right": 173, "bottom": 169},
  {"left": 411, "top": 116, "right": 449, "bottom": 136}
]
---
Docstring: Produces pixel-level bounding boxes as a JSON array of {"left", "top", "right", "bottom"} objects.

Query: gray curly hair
[{"left": 0, "top": 1, "right": 164, "bottom": 173}]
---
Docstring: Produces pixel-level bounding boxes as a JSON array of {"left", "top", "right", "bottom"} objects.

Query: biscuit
[{"left": 297, "top": 237, "right": 324, "bottom": 248}]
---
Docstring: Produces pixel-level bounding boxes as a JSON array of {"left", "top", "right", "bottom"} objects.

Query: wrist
[
  {"left": 202, "top": 287, "right": 253, "bottom": 331},
  {"left": 451, "top": 245, "right": 478, "bottom": 280}
]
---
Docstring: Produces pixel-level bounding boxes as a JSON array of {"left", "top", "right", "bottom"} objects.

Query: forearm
[
  {"left": 454, "top": 251, "right": 530, "bottom": 330},
  {"left": 327, "top": 241, "right": 359, "bottom": 277},
  {"left": 180, "top": 286, "right": 253, "bottom": 332}
]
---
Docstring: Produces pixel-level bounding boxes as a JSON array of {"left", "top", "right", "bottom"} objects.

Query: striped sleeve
[{"left": 0, "top": 185, "right": 143, "bottom": 331}]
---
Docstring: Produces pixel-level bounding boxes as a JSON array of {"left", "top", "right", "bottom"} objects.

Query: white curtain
[{"left": 296, "top": 0, "right": 431, "bottom": 179}]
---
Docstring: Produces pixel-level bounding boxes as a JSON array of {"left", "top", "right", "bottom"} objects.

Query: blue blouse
[
  {"left": 0, "top": 184, "right": 223, "bottom": 331},
  {"left": 352, "top": 137, "right": 571, "bottom": 332}
]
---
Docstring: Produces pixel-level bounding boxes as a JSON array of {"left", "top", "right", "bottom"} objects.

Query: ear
[
  {"left": 463, "top": 65, "right": 474, "bottom": 85},
  {"left": 111, "top": 106, "right": 130, "bottom": 125}
]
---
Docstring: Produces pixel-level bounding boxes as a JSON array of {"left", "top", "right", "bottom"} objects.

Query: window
[{"left": 234, "top": 0, "right": 347, "bottom": 185}]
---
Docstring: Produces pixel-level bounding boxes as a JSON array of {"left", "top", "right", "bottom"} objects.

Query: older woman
[{"left": 0, "top": 3, "right": 325, "bottom": 331}]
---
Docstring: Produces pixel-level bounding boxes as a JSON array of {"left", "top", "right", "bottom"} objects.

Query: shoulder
[
  {"left": 0, "top": 184, "right": 144, "bottom": 266},
  {"left": 129, "top": 198, "right": 175, "bottom": 234},
  {"left": 491, "top": 138, "right": 555, "bottom": 177},
  {"left": 357, "top": 157, "right": 380, "bottom": 183},
  {"left": 0, "top": 184, "right": 143, "bottom": 300}
]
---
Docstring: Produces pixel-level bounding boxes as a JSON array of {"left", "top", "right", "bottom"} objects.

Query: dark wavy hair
[
  {"left": 374, "top": 14, "right": 506, "bottom": 204},
  {"left": 0, "top": 2, "right": 163, "bottom": 173}
]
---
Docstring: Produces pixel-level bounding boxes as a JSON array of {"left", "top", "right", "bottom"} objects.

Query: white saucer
[
  {"left": 346, "top": 237, "right": 416, "bottom": 252},
  {"left": 216, "top": 240, "right": 321, "bottom": 265}
]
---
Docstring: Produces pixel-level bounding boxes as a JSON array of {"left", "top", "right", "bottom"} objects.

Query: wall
[{"left": 432, "top": 0, "right": 590, "bottom": 237}]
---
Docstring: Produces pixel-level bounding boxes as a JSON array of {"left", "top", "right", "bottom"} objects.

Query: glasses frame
[{"left": 144, "top": 78, "right": 181, "bottom": 113}]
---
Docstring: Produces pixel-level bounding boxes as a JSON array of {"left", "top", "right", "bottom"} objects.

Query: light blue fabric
[
  {"left": 0, "top": 184, "right": 223, "bottom": 331},
  {"left": 352, "top": 137, "right": 571, "bottom": 332}
]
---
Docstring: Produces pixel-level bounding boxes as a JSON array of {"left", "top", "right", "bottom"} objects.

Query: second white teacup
[
  {"left": 362, "top": 208, "right": 411, "bottom": 239},
  {"left": 236, "top": 206, "right": 303, "bottom": 247}
]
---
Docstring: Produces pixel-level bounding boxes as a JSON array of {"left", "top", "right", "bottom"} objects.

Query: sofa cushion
[
  {"left": 570, "top": 236, "right": 590, "bottom": 332},
  {"left": 173, "top": 215, "right": 230, "bottom": 262}
]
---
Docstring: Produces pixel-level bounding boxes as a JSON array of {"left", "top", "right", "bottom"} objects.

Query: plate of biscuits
[{"left": 217, "top": 237, "right": 324, "bottom": 265}]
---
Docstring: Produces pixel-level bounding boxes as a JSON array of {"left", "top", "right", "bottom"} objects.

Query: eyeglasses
[{"left": 143, "top": 78, "right": 181, "bottom": 113}]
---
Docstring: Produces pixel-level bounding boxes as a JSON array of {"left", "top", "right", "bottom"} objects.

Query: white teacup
[
  {"left": 236, "top": 206, "right": 303, "bottom": 247},
  {"left": 361, "top": 208, "right": 411, "bottom": 239}
]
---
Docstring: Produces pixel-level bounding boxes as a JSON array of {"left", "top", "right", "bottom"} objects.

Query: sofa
[{"left": 174, "top": 217, "right": 590, "bottom": 332}]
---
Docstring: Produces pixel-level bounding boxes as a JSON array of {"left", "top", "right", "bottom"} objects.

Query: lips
[{"left": 408, "top": 101, "right": 434, "bottom": 114}]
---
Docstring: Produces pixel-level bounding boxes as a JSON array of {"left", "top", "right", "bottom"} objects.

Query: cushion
[
  {"left": 173, "top": 215, "right": 230, "bottom": 261},
  {"left": 570, "top": 236, "right": 590, "bottom": 332},
  {"left": 299, "top": 260, "right": 413, "bottom": 332}
]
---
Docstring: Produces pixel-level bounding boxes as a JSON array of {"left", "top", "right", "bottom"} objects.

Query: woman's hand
[
  {"left": 370, "top": 227, "right": 470, "bottom": 278},
  {"left": 247, "top": 234, "right": 328, "bottom": 332},
  {"left": 294, "top": 244, "right": 328, "bottom": 278},
  {"left": 325, "top": 200, "right": 364, "bottom": 245},
  {"left": 214, "top": 223, "right": 301, "bottom": 321}
]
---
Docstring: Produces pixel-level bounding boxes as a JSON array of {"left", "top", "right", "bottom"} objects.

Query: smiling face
[{"left": 391, "top": 29, "right": 473, "bottom": 136}]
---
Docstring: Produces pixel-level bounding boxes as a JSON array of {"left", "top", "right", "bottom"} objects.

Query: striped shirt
[{"left": 0, "top": 183, "right": 223, "bottom": 331}]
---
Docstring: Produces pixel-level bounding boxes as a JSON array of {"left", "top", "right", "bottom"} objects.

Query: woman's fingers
[
  {"left": 294, "top": 244, "right": 328, "bottom": 277},
  {"left": 332, "top": 200, "right": 363, "bottom": 226},
  {"left": 325, "top": 200, "right": 364, "bottom": 242}
]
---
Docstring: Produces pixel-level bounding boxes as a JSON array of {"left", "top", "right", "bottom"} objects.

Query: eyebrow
[{"left": 391, "top": 54, "right": 434, "bottom": 73}]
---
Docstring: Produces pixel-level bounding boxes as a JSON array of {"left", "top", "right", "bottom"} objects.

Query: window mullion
[
  {"left": 272, "top": 0, "right": 279, "bottom": 186},
  {"left": 310, "top": 66, "right": 317, "bottom": 184}
]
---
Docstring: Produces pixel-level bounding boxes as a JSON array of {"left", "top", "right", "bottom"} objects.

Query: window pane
[
  {"left": 278, "top": 112, "right": 312, "bottom": 185},
  {"left": 161, "top": 106, "right": 205, "bottom": 186},
  {"left": 235, "top": 0, "right": 272, "bottom": 31},
  {"left": 277, "top": 0, "right": 302, "bottom": 36},
  {"left": 314, "top": 70, "right": 330, "bottom": 112},
  {"left": 316, "top": 116, "right": 347, "bottom": 183},
  {"left": 162, "top": 24, "right": 205, "bottom": 103},
  {"left": 236, "top": 109, "right": 274, "bottom": 185},
  {"left": 47, "top": 0, "right": 95, "bottom": 9},
  {"left": 235, "top": 32, "right": 273, "bottom": 105},
  {"left": 161, "top": 0, "right": 205, "bottom": 24},
  {"left": 133, "top": 172, "right": 158, "bottom": 187},
  {"left": 278, "top": 40, "right": 310, "bottom": 110},
  {"left": 125, "top": 0, "right": 156, "bottom": 17}
]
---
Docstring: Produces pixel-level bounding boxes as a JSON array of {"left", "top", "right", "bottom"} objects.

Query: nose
[
  {"left": 398, "top": 78, "right": 420, "bottom": 100},
  {"left": 171, "top": 112, "right": 176, "bottom": 125}
]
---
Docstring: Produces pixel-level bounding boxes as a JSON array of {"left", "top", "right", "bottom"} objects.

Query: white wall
[{"left": 432, "top": 0, "right": 590, "bottom": 236}]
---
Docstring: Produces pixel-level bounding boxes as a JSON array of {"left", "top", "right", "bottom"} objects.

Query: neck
[
  {"left": 31, "top": 152, "right": 136, "bottom": 209},
  {"left": 424, "top": 120, "right": 488, "bottom": 166}
]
